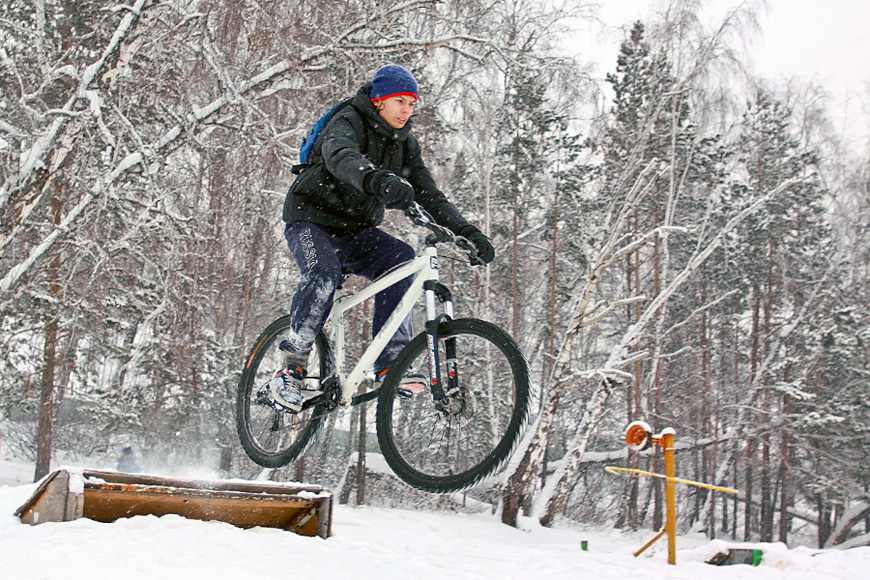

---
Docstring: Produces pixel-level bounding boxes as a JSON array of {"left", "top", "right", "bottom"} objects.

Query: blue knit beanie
[{"left": 370, "top": 65, "right": 419, "bottom": 102}]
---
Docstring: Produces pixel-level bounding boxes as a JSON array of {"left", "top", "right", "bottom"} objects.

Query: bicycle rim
[
  {"left": 376, "top": 318, "right": 530, "bottom": 492},
  {"left": 236, "top": 317, "right": 332, "bottom": 468}
]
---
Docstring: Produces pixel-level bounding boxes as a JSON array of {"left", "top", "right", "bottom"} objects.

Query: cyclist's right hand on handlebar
[
  {"left": 366, "top": 170, "right": 415, "bottom": 210},
  {"left": 458, "top": 225, "right": 495, "bottom": 264}
]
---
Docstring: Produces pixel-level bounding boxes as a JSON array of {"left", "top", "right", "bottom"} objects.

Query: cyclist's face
[{"left": 376, "top": 95, "right": 417, "bottom": 129}]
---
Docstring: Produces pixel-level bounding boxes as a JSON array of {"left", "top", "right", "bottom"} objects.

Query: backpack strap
[{"left": 291, "top": 98, "right": 357, "bottom": 175}]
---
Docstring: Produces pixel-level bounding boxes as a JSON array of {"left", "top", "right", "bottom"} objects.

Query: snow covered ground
[{"left": 1, "top": 456, "right": 867, "bottom": 580}]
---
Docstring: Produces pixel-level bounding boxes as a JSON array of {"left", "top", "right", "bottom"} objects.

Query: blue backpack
[{"left": 292, "top": 98, "right": 354, "bottom": 174}]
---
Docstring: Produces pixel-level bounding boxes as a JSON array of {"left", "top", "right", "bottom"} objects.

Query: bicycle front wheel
[
  {"left": 236, "top": 316, "right": 332, "bottom": 468},
  {"left": 376, "top": 318, "right": 530, "bottom": 492}
]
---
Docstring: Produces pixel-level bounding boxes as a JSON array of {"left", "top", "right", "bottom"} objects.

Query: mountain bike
[{"left": 236, "top": 205, "right": 530, "bottom": 493}]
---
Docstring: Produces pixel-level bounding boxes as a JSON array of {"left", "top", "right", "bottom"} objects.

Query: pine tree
[{"left": 712, "top": 88, "right": 832, "bottom": 542}]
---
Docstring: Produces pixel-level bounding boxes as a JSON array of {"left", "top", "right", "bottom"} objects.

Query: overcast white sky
[{"left": 572, "top": 0, "right": 870, "bottom": 143}]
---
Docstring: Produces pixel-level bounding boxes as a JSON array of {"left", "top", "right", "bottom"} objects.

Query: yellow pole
[
  {"left": 663, "top": 429, "right": 676, "bottom": 565},
  {"left": 602, "top": 466, "right": 738, "bottom": 494}
]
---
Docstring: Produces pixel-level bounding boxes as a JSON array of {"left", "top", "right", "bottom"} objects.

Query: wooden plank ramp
[{"left": 14, "top": 468, "right": 332, "bottom": 538}]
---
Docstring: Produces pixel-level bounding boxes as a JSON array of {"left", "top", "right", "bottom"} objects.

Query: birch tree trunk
[
  {"left": 35, "top": 196, "right": 63, "bottom": 481},
  {"left": 500, "top": 160, "right": 661, "bottom": 526}
]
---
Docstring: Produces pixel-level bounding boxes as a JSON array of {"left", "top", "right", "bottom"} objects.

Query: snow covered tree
[{"left": 713, "top": 88, "right": 832, "bottom": 542}]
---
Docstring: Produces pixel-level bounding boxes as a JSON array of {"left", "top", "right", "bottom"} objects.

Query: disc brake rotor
[{"left": 436, "top": 387, "right": 475, "bottom": 427}]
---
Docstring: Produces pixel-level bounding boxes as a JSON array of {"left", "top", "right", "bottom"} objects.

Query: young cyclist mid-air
[{"left": 272, "top": 64, "right": 494, "bottom": 412}]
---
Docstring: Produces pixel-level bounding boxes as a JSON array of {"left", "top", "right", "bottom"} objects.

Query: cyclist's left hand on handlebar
[{"left": 458, "top": 225, "right": 495, "bottom": 264}]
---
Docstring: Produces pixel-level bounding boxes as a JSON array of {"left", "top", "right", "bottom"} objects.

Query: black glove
[
  {"left": 365, "top": 170, "right": 415, "bottom": 210},
  {"left": 458, "top": 225, "right": 495, "bottom": 264}
]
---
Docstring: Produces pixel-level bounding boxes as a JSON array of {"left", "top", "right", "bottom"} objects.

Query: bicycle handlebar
[{"left": 405, "top": 203, "right": 485, "bottom": 267}]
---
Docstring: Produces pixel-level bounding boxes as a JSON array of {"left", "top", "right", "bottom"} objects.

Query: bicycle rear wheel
[
  {"left": 236, "top": 316, "right": 333, "bottom": 468},
  {"left": 376, "top": 318, "right": 530, "bottom": 492}
]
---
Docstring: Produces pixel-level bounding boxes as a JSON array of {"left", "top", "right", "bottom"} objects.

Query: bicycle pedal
[{"left": 256, "top": 385, "right": 295, "bottom": 412}]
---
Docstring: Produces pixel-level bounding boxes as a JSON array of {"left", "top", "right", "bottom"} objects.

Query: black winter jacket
[{"left": 283, "top": 83, "right": 469, "bottom": 236}]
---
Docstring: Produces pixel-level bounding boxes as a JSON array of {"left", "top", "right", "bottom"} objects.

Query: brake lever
[
  {"left": 407, "top": 204, "right": 452, "bottom": 242},
  {"left": 455, "top": 236, "right": 485, "bottom": 267},
  {"left": 405, "top": 204, "right": 432, "bottom": 228},
  {"left": 406, "top": 203, "right": 484, "bottom": 265}
]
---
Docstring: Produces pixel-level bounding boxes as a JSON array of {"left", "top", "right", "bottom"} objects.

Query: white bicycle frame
[{"left": 325, "top": 243, "right": 453, "bottom": 406}]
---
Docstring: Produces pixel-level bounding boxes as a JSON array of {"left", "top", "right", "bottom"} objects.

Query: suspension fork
[{"left": 424, "top": 281, "right": 457, "bottom": 400}]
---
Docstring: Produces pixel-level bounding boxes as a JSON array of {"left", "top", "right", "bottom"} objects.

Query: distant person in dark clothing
[{"left": 117, "top": 447, "right": 141, "bottom": 473}]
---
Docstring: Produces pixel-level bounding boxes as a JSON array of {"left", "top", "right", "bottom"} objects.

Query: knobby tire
[
  {"left": 236, "top": 316, "right": 331, "bottom": 468},
  {"left": 376, "top": 318, "right": 530, "bottom": 493}
]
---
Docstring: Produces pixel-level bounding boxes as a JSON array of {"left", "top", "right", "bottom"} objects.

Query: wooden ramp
[{"left": 15, "top": 468, "right": 332, "bottom": 538}]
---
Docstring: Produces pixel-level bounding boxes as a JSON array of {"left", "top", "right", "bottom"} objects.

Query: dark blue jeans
[{"left": 284, "top": 222, "right": 415, "bottom": 373}]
